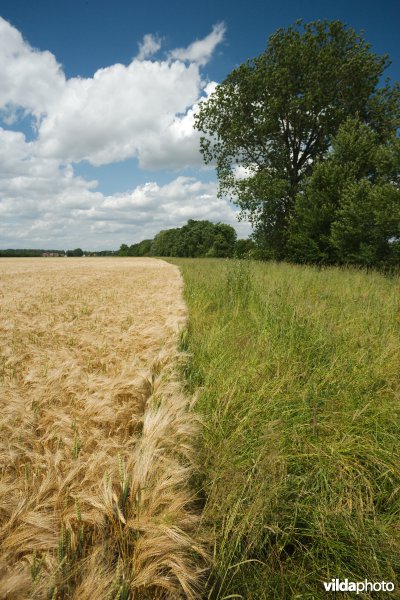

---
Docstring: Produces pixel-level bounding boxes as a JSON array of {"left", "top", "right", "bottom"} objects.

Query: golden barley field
[{"left": 0, "top": 258, "right": 203, "bottom": 599}]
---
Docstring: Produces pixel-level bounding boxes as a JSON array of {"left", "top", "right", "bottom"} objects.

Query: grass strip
[{"left": 169, "top": 258, "right": 400, "bottom": 599}]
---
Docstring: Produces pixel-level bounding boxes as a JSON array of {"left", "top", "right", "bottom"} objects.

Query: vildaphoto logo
[{"left": 323, "top": 578, "right": 395, "bottom": 594}]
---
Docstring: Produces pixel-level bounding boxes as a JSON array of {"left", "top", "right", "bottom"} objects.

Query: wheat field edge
[{"left": 0, "top": 257, "right": 204, "bottom": 599}]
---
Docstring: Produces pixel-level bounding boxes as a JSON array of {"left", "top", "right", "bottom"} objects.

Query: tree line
[
  {"left": 119, "top": 219, "right": 256, "bottom": 258},
  {"left": 0, "top": 249, "right": 65, "bottom": 257},
  {"left": 194, "top": 20, "right": 400, "bottom": 267},
  {"left": 0, "top": 249, "right": 116, "bottom": 257}
]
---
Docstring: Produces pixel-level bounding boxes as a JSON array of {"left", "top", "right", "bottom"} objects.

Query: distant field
[
  {"left": 0, "top": 258, "right": 202, "bottom": 599},
  {"left": 169, "top": 258, "right": 400, "bottom": 599}
]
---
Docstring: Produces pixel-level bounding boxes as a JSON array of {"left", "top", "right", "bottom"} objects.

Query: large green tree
[{"left": 194, "top": 20, "right": 400, "bottom": 258}]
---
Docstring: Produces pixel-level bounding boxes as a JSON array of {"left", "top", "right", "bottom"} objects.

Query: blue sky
[{"left": 0, "top": 0, "right": 399, "bottom": 250}]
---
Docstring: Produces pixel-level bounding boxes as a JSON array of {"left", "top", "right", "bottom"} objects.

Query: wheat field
[{"left": 0, "top": 257, "right": 203, "bottom": 599}]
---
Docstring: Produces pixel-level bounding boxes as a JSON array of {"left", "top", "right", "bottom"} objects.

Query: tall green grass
[{"left": 169, "top": 258, "right": 400, "bottom": 599}]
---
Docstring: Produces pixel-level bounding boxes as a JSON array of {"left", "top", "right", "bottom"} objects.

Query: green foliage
[
  {"left": 118, "top": 221, "right": 239, "bottom": 258},
  {"left": 234, "top": 238, "right": 257, "bottom": 258},
  {"left": 135, "top": 239, "right": 152, "bottom": 256},
  {"left": 331, "top": 181, "right": 400, "bottom": 266},
  {"left": 288, "top": 118, "right": 400, "bottom": 266},
  {"left": 194, "top": 19, "right": 400, "bottom": 260},
  {"left": 66, "top": 248, "right": 84, "bottom": 257},
  {"left": 150, "top": 228, "right": 182, "bottom": 256},
  {"left": 118, "top": 225, "right": 258, "bottom": 261},
  {"left": 119, "top": 239, "right": 152, "bottom": 256},
  {"left": 0, "top": 249, "right": 65, "bottom": 257},
  {"left": 170, "top": 257, "right": 400, "bottom": 599},
  {"left": 126, "top": 219, "right": 239, "bottom": 258},
  {"left": 180, "top": 220, "right": 217, "bottom": 256},
  {"left": 208, "top": 223, "right": 238, "bottom": 257},
  {"left": 118, "top": 244, "right": 129, "bottom": 256},
  {"left": 88, "top": 250, "right": 116, "bottom": 256},
  {"left": 0, "top": 248, "right": 115, "bottom": 257}
]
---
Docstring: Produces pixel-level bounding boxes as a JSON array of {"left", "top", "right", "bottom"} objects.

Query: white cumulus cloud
[
  {"left": 36, "top": 59, "right": 203, "bottom": 167},
  {"left": 0, "top": 17, "right": 65, "bottom": 120},
  {"left": 169, "top": 22, "right": 226, "bottom": 66},
  {"left": 0, "top": 17, "right": 224, "bottom": 169},
  {"left": 136, "top": 33, "right": 162, "bottom": 60},
  {"left": 0, "top": 134, "right": 250, "bottom": 249},
  {"left": 0, "top": 18, "right": 253, "bottom": 249}
]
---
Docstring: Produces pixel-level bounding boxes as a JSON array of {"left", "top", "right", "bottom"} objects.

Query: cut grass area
[{"left": 168, "top": 258, "right": 400, "bottom": 599}]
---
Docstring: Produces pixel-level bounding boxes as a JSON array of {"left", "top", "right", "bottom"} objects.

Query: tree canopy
[
  {"left": 119, "top": 240, "right": 153, "bottom": 257},
  {"left": 288, "top": 117, "right": 400, "bottom": 266},
  {"left": 118, "top": 220, "right": 238, "bottom": 259},
  {"left": 151, "top": 220, "right": 237, "bottom": 258},
  {"left": 194, "top": 20, "right": 400, "bottom": 261}
]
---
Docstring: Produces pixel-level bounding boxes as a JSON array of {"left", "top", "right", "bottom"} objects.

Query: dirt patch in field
[{"left": 0, "top": 258, "right": 203, "bottom": 599}]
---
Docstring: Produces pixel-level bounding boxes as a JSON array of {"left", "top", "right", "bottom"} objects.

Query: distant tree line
[
  {"left": 0, "top": 248, "right": 117, "bottom": 257},
  {"left": 119, "top": 219, "right": 257, "bottom": 259},
  {"left": 0, "top": 249, "right": 65, "bottom": 257},
  {"left": 88, "top": 250, "right": 117, "bottom": 257},
  {"left": 65, "top": 249, "right": 116, "bottom": 256},
  {"left": 119, "top": 240, "right": 153, "bottom": 257}
]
